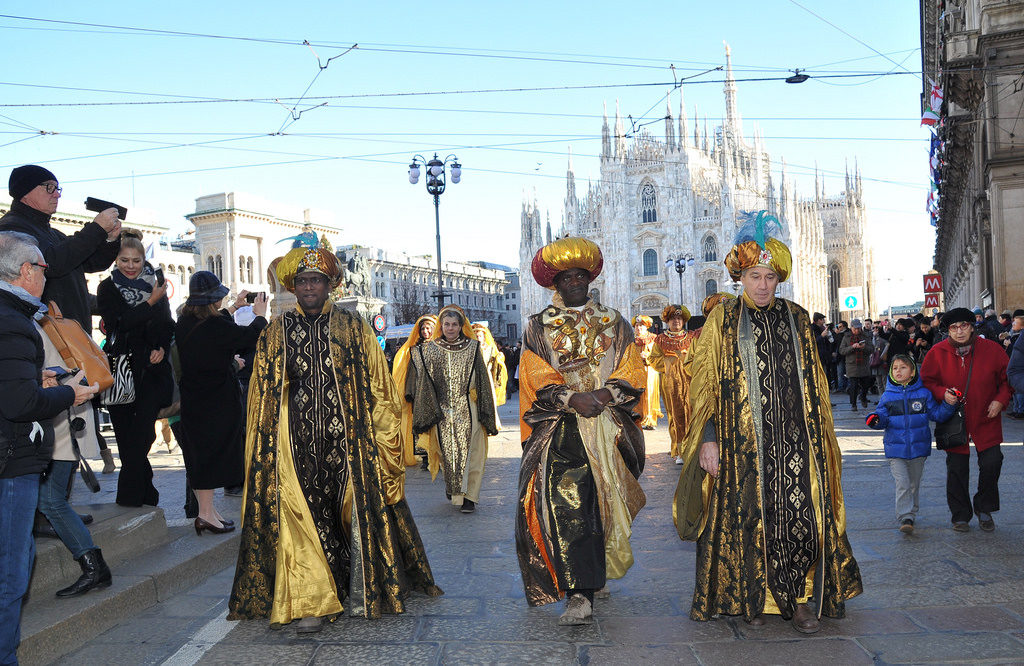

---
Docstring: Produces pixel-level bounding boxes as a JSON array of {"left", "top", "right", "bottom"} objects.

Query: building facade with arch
[{"left": 519, "top": 46, "right": 874, "bottom": 325}]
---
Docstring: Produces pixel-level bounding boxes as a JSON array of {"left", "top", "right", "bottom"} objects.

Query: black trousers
[
  {"left": 107, "top": 373, "right": 164, "bottom": 507},
  {"left": 847, "top": 376, "right": 871, "bottom": 406},
  {"left": 945, "top": 445, "right": 1003, "bottom": 523}
]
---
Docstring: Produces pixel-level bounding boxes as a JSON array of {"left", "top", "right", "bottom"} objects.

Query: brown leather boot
[{"left": 791, "top": 603, "right": 819, "bottom": 634}]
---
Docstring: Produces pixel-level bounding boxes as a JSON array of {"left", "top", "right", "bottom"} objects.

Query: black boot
[{"left": 56, "top": 549, "right": 112, "bottom": 597}]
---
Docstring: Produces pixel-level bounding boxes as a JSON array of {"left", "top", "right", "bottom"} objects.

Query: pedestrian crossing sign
[{"left": 837, "top": 287, "right": 862, "bottom": 311}]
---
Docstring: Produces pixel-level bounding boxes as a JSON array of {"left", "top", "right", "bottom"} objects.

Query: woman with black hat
[
  {"left": 175, "top": 271, "right": 267, "bottom": 534},
  {"left": 96, "top": 230, "right": 174, "bottom": 507},
  {"left": 920, "top": 307, "right": 1011, "bottom": 532}
]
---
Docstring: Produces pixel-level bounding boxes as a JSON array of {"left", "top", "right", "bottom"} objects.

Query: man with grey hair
[{"left": 0, "top": 231, "right": 98, "bottom": 664}]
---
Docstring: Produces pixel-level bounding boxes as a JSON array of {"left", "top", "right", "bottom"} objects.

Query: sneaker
[
  {"left": 558, "top": 593, "right": 593, "bottom": 625},
  {"left": 978, "top": 513, "right": 995, "bottom": 532},
  {"left": 899, "top": 518, "right": 914, "bottom": 534},
  {"left": 674, "top": 456, "right": 684, "bottom": 465},
  {"left": 952, "top": 521, "right": 970, "bottom": 532},
  {"left": 460, "top": 499, "right": 476, "bottom": 514}
]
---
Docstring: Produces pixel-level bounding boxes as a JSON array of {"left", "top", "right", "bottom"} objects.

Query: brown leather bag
[{"left": 38, "top": 301, "right": 114, "bottom": 392}]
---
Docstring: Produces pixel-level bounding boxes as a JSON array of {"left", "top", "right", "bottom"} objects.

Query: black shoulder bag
[{"left": 934, "top": 353, "right": 974, "bottom": 451}]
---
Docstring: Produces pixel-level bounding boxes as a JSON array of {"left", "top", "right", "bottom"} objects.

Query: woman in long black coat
[
  {"left": 175, "top": 271, "right": 267, "bottom": 534},
  {"left": 96, "top": 232, "right": 174, "bottom": 507}
]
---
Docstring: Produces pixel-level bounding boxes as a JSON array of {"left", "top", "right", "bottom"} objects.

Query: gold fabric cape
[
  {"left": 649, "top": 330, "right": 693, "bottom": 456},
  {"left": 515, "top": 301, "right": 647, "bottom": 606},
  {"left": 227, "top": 303, "right": 441, "bottom": 624},
  {"left": 673, "top": 296, "right": 862, "bottom": 621},
  {"left": 634, "top": 333, "right": 662, "bottom": 428},
  {"left": 392, "top": 315, "right": 440, "bottom": 471}
]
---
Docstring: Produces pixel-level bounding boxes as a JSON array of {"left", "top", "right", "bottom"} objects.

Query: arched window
[
  {"left": 640, "top": 182, "right": 657, "bottom": 223},
  {"left": 705, "top": 279, "right": 718, "bottom": 298},
  {"left": 238, "top": 256, "right": 245, "bottom": 280},
  {"left": 828, "top": 263, "right": 841, "bottom": 323},
  {"left": 642, "top": 249, "right": 658, "bottom": 276},
  {"left": 207, "top": 256, "right": 215, "bottom": 273},
  {"left": 215, "top": 255, "right": 223, "bottom": 280},
  {"left": 703, "top": 235, "right": 718, "bottom": 262},
  {"left": 246, "top": 257, "right": 254, "bottom": 284}
]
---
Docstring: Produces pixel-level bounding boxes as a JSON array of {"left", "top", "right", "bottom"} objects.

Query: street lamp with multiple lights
[
  {"left": 665, "top": 253, "right": 695, "bottom": 306},
  {"left": 408, "top": 153, "right": 462, "bottom": 312}
]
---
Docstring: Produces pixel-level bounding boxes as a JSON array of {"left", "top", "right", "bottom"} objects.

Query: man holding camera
[{"left": 1, "top": 165, "right": 122, "bottom": 334}]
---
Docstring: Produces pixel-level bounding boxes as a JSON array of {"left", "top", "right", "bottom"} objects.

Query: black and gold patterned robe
[
  {"left": 673, "top": 294, "right": 862, "bottom": 621},
  {"left": 228, "top": 303, "right": 441, "bottom": 625}
]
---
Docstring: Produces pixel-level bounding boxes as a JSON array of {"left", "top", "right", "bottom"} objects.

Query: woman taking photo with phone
[
  {"left": 176, "top": 272, "right": 267, "bottom": 534},
  {"left": 96, "top": 229, "right": 174, "bottom": 507}
]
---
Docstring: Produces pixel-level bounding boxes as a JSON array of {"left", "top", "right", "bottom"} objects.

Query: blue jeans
[
  {"left": 0, "top": 474, "right": 40, "bottom": 665},
  {"left": 1012, "top": 392, "right": 1024, "bottom": 414},
  {"left": 836, "top": 360, "right": 848, "bottom": 392},
  {"left": 38, "top": 460, "right": 96, "bottom": 560}
]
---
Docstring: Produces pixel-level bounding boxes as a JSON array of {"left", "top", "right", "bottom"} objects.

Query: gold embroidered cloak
[
  {"left": 649, "top": 330, "right": 693, "bottom": 456},
  {"left": 515, "top": 299, "right": 647, "bottom": 606},
  {"left": 673, "top": 296, "right": 862, "bottom": 621},
  {"left": 634, "top": 332, "right": 662, "bottom": 428},
  {"left": 227, "top": 303, "right": 441, "bottom": 625}
]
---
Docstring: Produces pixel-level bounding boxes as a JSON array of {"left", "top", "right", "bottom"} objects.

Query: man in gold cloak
[
  {"left": 411, "top": 305, "right": 498, "bottom": 514},
  {"left": 228, "top": 239, "right": 441, "bottom": 633},
  {"left": 632, "top": 315, "right": 662, "bottom": 430},
  {"left": 472, "top": 321, "right": 508, "bottom": 409},
  {"left": 392, "top": 314, "right": 439, "bottom": 472},
  {"left": 649, "top": 305, "right": 693, "bottom": 464},
  {"left": 515, "top": 237, "right": 647, "bottom": 626},
  {"left": 674, "top": 211, "right": 861, "bottom": 634}
]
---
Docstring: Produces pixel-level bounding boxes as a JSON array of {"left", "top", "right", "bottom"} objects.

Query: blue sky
[{"left": 1, "top": 2, "right": 931, "bottom": 308}]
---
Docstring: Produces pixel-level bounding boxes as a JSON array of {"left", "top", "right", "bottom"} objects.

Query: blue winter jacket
[{"left": 869, "top": 374, "right": 956, "bottom": 459}]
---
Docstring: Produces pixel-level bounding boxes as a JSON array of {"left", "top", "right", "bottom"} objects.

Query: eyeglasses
[
  {"left": 39, "top": 183, "right": 62, "bottom": 195},
  {"left": 294, "top": 275, "right": 328, "bottom": 287},
  {"left": 29, "top": 261, "right": 48, "bottom": 271},
  {"left": 947, "top": 322, "right": 973, "bottom": 332}
]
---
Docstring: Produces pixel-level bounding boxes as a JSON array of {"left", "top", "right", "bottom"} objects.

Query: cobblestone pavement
[{"left": 61, "top": 394, "right": 1024, "bottom": 665}]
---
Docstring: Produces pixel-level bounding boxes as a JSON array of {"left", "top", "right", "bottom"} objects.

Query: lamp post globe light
[
  {"left": 408, "top": 153, "right": 462, "bottom": 311},
  {"left": 665, "top": 253, "right": 695, "bottom": 306}
]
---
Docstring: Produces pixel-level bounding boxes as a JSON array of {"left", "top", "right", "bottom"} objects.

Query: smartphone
[
  {"left": 46, "top": 366, "right": 78, "bottom": 382},
  {"left": 84, "top": 196, "right": 128, "bottom": 220},
  {"left": 245, "top": 292, "right": 265, "bottom": 303},
  {"left": 154, "top": 268, "right": 165, "bottom": 287}
]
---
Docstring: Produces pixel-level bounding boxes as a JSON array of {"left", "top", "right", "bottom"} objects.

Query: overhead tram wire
[{"left": 0, "top": 70, "right": 923, "bottom": 111}]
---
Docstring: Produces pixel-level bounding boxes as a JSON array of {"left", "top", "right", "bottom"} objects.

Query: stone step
[
  {"left": 30, "top": 502, "right": 169, "bottom": 599},
  {"left": 19, "top": 513, "right": 240, "bottom": 665}
]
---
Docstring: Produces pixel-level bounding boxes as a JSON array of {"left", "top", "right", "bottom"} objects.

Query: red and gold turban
[
  {"left": 661, "top": 304, "right": 690, "bottom": 323},
  {"left": 531, "top": 237, "right": 603, "bottom": 289},
  {"left": 702, "top": 292, "right": 736, "bottom": 317},
  {"left": 723, "top": 210, "right": 792, "bottom": 282},
  {"left": 632, "top": 315, "right": 653, "bottom": 327},
  {"left": 275, "top": 244, "right": 342, "bottom": 292}
]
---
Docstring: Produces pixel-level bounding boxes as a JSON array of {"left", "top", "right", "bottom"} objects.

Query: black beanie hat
[
  {"left": 8, "top": 165, "right": 57, "bottom": 201},
  {"left": 940, "top": 307, "right": 975, "bottom": 330}
]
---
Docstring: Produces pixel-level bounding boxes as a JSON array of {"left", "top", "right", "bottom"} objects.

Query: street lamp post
[
  {"left": 665, "top": 253, "right": 695, "bottom": 306},
  {"left": 408, "top": 153, "right": 462, "bottom": 312}
]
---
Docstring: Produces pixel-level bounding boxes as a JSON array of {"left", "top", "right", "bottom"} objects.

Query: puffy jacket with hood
[{"left": 868, "top": 357, "right": 956, "bottom": 459}]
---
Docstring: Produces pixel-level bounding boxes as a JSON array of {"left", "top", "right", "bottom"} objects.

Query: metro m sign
[
  {"left": 925, "top": 293, "right": 940, "bottom": 308},
  {"left": 923, "top": 273, "right": 943, "bottom": 293}
]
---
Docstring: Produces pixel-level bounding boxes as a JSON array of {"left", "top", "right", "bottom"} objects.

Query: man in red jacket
[{"left": 921, "top": 307, "right": 1011, "bottom": 532}]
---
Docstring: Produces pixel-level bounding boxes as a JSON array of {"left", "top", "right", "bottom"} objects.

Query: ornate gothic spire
[
  {"left": 723, "top": 42, "right": 741, "bottom": 135},
  {"left": 601, "top": 101, "right": 611, "bottom": 160},
  {"left": 614, "top": 99, "right": 626, "bottom": 159},
  {"left": 678, "top": 86, "right": 688, "bottom": 148},
  {"left": 665, "top": 97, "right": 675, "bottom": 147}
]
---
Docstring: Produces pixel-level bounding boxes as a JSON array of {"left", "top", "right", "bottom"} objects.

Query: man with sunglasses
[{"left": 1, "top": 165, "right": 122, "bottom": 334}]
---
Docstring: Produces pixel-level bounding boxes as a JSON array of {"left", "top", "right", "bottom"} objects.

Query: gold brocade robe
[
  {"left": 228, "top": 303, "right": 441, "bottom": 625},
  {"left": 515, "top": 299, "right": 647, "bottom": 606},
  {"left": 393, "top": 338, "right": 441, "bottom": 477},
  {"left": 673, "top": 296, "right": 862, "bottom": 621},
  {"left": 649, "top": 330, "right": 692, "bottom": 456},
  {"left": 634, "top": 333, "right": 662, "bottom": 428}
]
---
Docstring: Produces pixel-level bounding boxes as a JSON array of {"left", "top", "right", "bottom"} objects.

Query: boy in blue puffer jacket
[{"left": 866, "top": 354, "right": 958, "bottom": 534}]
